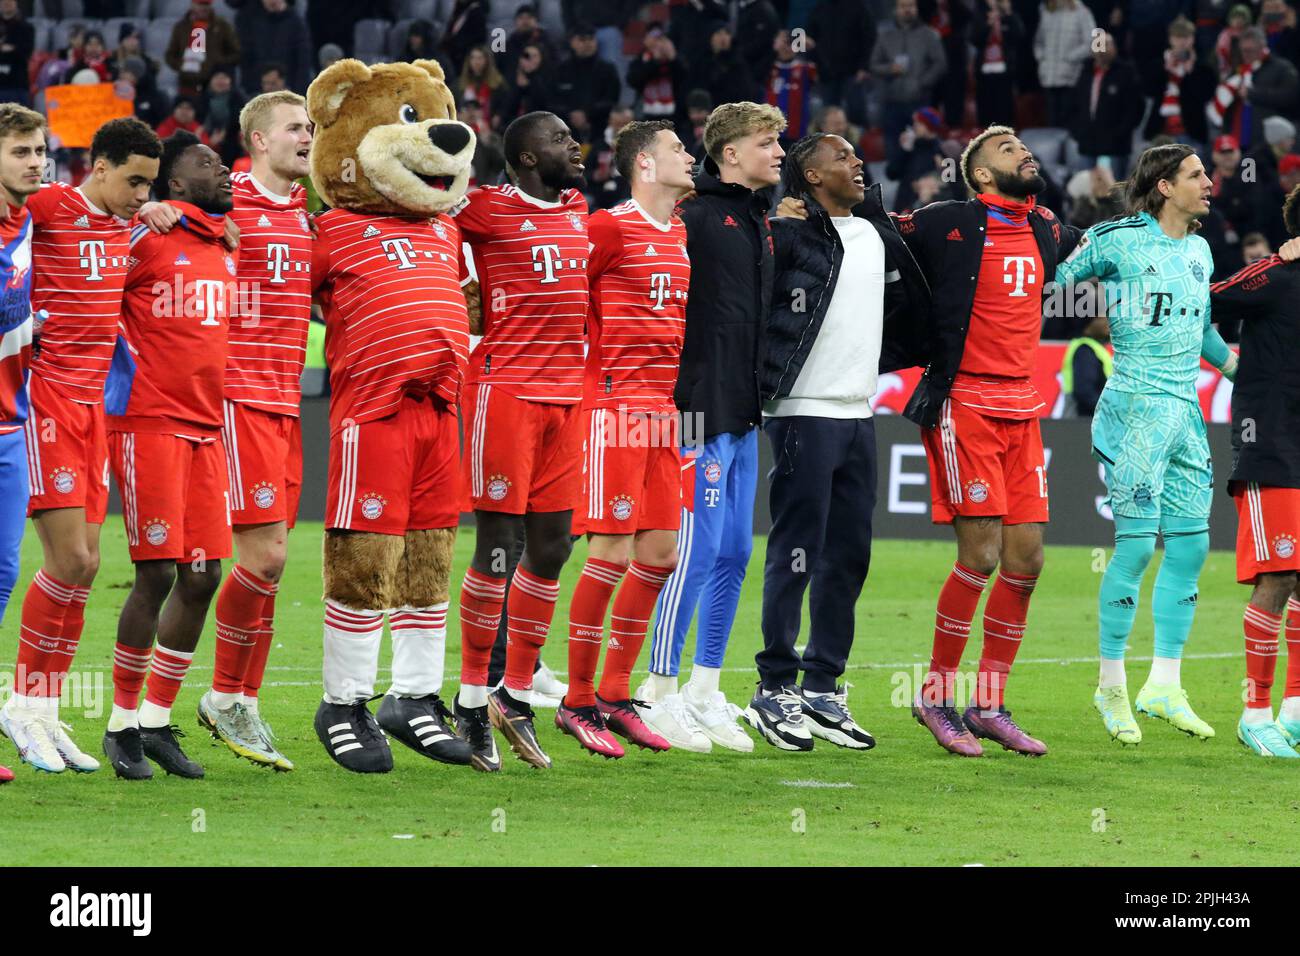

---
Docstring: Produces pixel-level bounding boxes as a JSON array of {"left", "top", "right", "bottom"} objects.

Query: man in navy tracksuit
[
  {"left": 745, "top": 133, "right": 930, "bottom": 751},
  {"left": 636, "top": 103, "right": 787, "bottom": 754}
]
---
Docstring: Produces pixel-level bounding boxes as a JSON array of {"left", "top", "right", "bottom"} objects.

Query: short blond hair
[
  {"left": 703, "top": 102, "right": 786, "bottom": 164},
  {"left": 0, "top": 103, "right": 46, "bottom": 148},
  {"left": 959, "top": 124, "right": 1016, "bottom": 194},
  {"left": 240, "top": 90, "right": 307, "bottom": 153}
]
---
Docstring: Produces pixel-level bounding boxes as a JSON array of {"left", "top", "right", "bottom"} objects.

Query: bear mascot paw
[{"left": 306, "top": 58, "right": 475, "bottom": 774}]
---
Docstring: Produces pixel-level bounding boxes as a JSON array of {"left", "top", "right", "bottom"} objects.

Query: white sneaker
[
  {"left": 533, "top": 663, "right": 567, "bottom": 701},
  {"left": 0, "top": 700, "right": 66, "bottom": 773},
  {"left": 529, "top": 689, "right": 563, "bottom": 709},
  {"left": 51, "top": 721, "right": 100, "bottom": 772},
  {"left": 684, "top": 689, "right": 754, "bottom": 752},
  {"left": 635, "top": 693, "right": 711, "bottom": 753}
]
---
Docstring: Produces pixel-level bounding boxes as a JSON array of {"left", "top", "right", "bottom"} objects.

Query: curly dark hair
[
  {"left": 779, "top": 133, "right": 831, "bottom": 203},
  {"left": 90, "top": 116, "right": 161, "bottom": 167},
  {"left": 155, "top": 129, "right": 201, "bottom": 201}
]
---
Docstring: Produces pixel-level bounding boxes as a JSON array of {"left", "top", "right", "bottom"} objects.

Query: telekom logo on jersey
[{"left": 1002, "top": 255, "right": 1037, "bottom": 297}]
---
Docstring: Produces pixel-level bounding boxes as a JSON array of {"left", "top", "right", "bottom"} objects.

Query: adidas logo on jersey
[
  {"left": 258, "top": 214, "right": 272, "bottom": 227},
  {"left": 74, "top": 214, "right": 90, "bottom": 228},
  {"left": 1144, "top": 264, "right": 1157, "bottom": 276},
  {"left": 644, "top": 244, "right": 657, "bottom": 256},
  {"left": 174, "top": 252, "right": 191, "bottom": 265},
  {"left": 520, "top": 219, "right": 537, "bottom": 232},
  {"left": 946, "top": 228, "right": 962, "bottom": 241},
  {"left": 362, "top": 225, "right": 380, "bottom": 238}
]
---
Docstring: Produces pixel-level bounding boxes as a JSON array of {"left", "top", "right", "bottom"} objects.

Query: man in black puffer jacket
[
  {"left": 743, "top": 133, "right": 930, "bottom": 752},
  {"left": 639, "top": 102, "right": 787, "bottom": 751}
]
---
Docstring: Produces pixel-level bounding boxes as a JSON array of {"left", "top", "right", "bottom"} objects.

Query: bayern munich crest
[
  {"left": 703, "top": 461, "right": 722, "bottom": 484},
  {"left": 569, "top": 213, "right": 583, "bottom": 231},
  {"left": 1274, "top": 535, "right": 1296, "bottom": 560},
  {"left": 432, "top": 220, "right": 448, "bottom": 240},
  {"left": 252, "top": 481, "right": 277, "bottom": 510},
  {"left": 610, "top": 494, "right": 635, "bottom": 522},
  {"left": 965, "top": 479, "right": 989, "bottom": 504},
  {"left": 51, "top": 467, "right": 75, "bottom": 494},
  {"left": 359, "top": 492, "right": 387, "bottom": 520},
  {"left": 486, "top": 473, "right": 511, "bottom": 501},
  {"left": 144, "top": 518, "right": 170, "bottom": 546},
  {"left": 298, "top": 211, "right": 310, "bottom": 233},
  {"left": 224, "top": 255, "right": 237, "bottom": 276}
]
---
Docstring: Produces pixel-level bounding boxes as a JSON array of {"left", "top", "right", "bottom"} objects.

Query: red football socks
[
  {"left": 1244, "top": 603, "right": 1283, "bottom": 709},
  {"left": 212, "top": 565, "right": 276, "bottom": 695},
  {"left": 598, "top": 562, "right": 673, "bottom": 703},
  {"left": 14, "top": 570, "right": 75, "bottom": 697},
  {"left": 923, "top": 563, "right": 988, "bottom": 704},
  {"left": 112, "top": 641, "right": 153, "bottom": 709},
  {"left": 503, "top": 566, "right": 560, "bottom": 693},
  {"left": 241, "top": 589, "right": 278, "bottom": 698},
  {"left": 47, "top": 585, "right": 90, "bottom": 699},
  {"left": 565, "top": 558, "right": 625, "bottom": 708},
  {"left": 976, "top": 571, "right": 1038, "bottom": 710},
  {"left": 1281, "top": 597, "right": 1300, "bottom": 701},
  {"left": 144, "top": 645, "right": 195, "bottom": 710},
  {"left": 459, "top": 567, "right": 506, "bottom": 686}
]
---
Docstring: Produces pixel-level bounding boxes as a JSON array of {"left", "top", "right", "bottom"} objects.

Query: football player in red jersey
[
  {"left": 193, "top": 91, "right": 313, "bottom": 772},
  {"left": 101, "top": 131, "right": 238, "bottom": 781},
  {"left": 0, "top": 117, "right": 159, "bottom": 776},
  {"left": 0, "top": 104, "right": 45, "bottom": 784},
  {"left": 450, "top": 111, "right": 589, "bottom": 771},
  {"left": 556, "top": 121, "right": 695, "bottom": 758}
]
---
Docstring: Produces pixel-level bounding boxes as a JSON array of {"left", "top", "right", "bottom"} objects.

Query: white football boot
[{"left": 0, "top": 697, "right": 66, "bottom": 773}]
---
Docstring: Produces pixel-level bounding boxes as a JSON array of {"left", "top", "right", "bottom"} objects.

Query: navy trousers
[{"left": 756, "top": 416, "right": 877, "bottom": 693}]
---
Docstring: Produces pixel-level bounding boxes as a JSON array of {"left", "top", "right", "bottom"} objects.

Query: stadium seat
[
  {"left": 152, "top": 0, "right": 193, "bottom": 20},
  {"left": 103, "top": 17, "right": 150, "bottom": 47},
  {"left": 144, "top": 18, "right": 174, "bottom": 61},
  {"left": 486, "top": 0, "right": 514, "bottom": 36},
  {"left": 156, "top": 63, "right": 179, "bottom": 100},
  {"left": 387, "top": 18, "right": 416, "bottom": 60},
  {"left": 51, "top": 20, "right": 102, "bottom": 55},
  {"left": 353, "top": 18, "right": 392, "bottom": 63},
  {"left": 123, "top": 0, "right": 151, "bottom": 16},
  {"left": 34, "top": 0, "right": 83, "bottom": 19},
  {"left": 28, "top": 17, "right": 52, "bottom": 52},
  {"left": 395, "top": 0, "right": 439, "bottom": 20},
  {"left": 537, "top": 0, "right": 563, "bottom": 36}
]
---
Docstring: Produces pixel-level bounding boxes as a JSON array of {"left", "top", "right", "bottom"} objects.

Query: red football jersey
[
  {"left": 312, "top": 209, "right": 468, "bottom": 433},
  {"left": 452, "top": 184, "right": 588, "bottom": 404},
  {"left": 953, "top": 195, "right": 1045, "bottom": 418},
  {"left": 225, "top": 172, "right": 313, "bottom": 416},
  {"left": 27, "top": 182, "right": 132, "bottom": 405},
  {"left": 106, "top": 202, "right": 237, "bottom": 437},
  {"left": 585, "top": 200, "right": 689, "bottom": 414}
]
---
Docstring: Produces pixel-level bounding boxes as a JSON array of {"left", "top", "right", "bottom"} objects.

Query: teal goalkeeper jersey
[{"left": 1054, "top": 211, "right": 1225, "bottom": 404}]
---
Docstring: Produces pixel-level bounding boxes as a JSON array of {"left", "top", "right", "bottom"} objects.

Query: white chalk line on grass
[
  {"left": 3, "top": 650, "right": 1242, "bottom": 680},
  {"left": 781, "top": 780, "right": 856, "bottom": 789}
]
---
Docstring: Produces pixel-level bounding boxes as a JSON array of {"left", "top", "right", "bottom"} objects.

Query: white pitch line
[{"left": 781, "top": 780, "right": 856, "bottom": 789}]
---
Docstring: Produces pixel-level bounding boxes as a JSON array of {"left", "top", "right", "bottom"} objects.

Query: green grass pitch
[{"left": 0, "top": 521, "right": 1292, "bottom": 866}]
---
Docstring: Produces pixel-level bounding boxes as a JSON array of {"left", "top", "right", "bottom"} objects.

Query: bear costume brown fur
[{"left": 307, "top": 58, "right": 476, "bottom": 773}]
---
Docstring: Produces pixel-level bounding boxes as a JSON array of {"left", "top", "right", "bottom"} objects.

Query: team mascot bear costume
[{"left": 306, "top": 58, "right": 478, "bottom": 773}]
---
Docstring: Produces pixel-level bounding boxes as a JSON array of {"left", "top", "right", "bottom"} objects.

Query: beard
[
  {"left": 539, "top": 158, "right": 586, "bottom": 191},
  {"left": 991, "top": 165, "right": 1045, "bottom": 199}
]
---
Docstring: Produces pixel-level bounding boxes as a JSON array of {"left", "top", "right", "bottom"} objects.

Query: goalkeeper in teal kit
[{"left": 1054, "top": 145, "right": 1237, "bottom": 745}]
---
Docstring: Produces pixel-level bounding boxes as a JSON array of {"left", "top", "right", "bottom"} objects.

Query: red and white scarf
[
  {"left": 1208, "top": 49, "right": 1268, "bottom": 129},
  {"left": 1159, "top": 50, "right": 1191, "bottom": 135}
]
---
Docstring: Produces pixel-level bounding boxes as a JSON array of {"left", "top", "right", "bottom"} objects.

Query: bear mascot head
[{"left": 306, "top": 57, "right": 475, "bottom": 216}]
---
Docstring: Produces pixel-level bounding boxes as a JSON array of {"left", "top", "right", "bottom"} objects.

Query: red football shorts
[
  {"left": 109, "top": 430, "right": 232, "bottom": 563},
  {"left": 460, "top": 382, "right": 583, "bottom": 514},
  {"left": 921, "top": 398, "right": 1049, "bottom": 525},
  {"left": 328, "top": 393, "right": 459, "bottom": 535},
  {"left": 573, "top": 408, "right": 682, "bottom": 536},
  {"left": 1233, "top": 482, "right": 1300, "bottom": 584},
  {"left": 222, "top": 400, "right": 303, "bottom": 529},
  {"left": 24, "top": 374, "right": 110, "bottom": 523}
]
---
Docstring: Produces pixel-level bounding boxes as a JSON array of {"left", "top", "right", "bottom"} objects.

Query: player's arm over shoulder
[
  {"left": 447, "top": 185, "right": 492, "bottom": 239},
  {"left": 1054, "top": 218, "right": 1120, "bottom": 284},
  {"left": 24, "top": 181, "right": 67, "bottom": 227},
  {"left": 585, "top": 208, "right": 623, "bottom": 278}
]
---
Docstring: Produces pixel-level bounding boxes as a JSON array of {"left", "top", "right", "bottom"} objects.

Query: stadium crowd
[{"left": 2, "top": 0, "right": 1297, "bottom": 284}]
